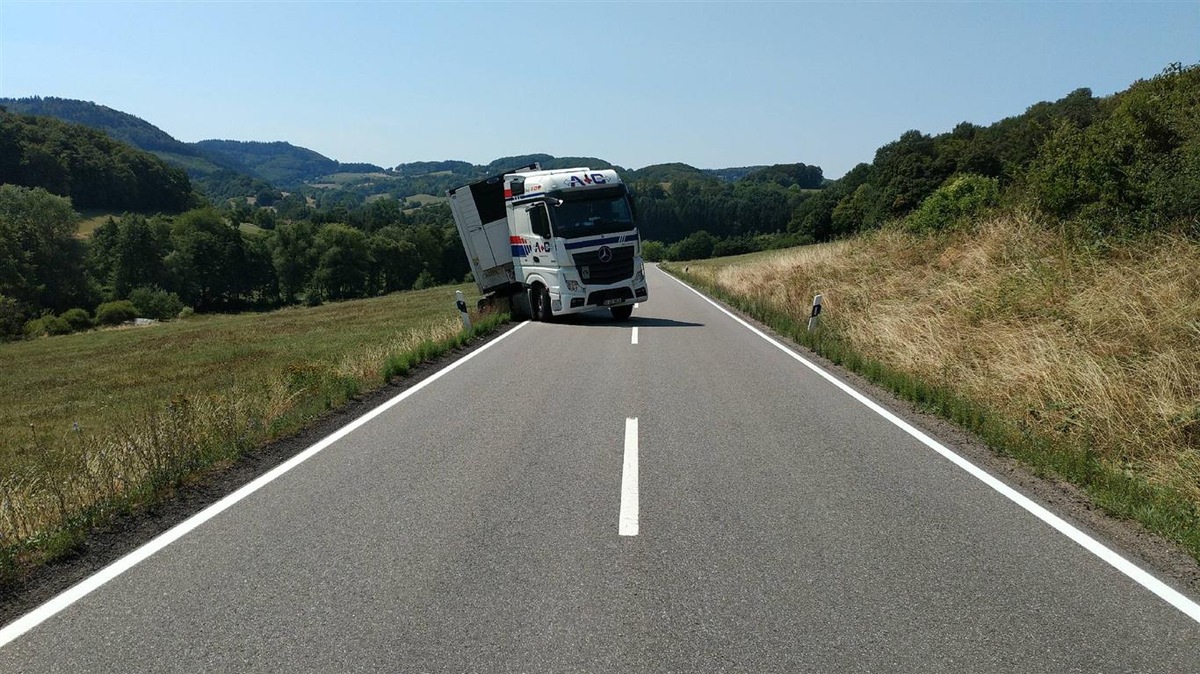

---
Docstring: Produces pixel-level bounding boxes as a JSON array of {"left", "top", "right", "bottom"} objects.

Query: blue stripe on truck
[{"left": 564, "top": 236, "right": 623, "bottom": 250}]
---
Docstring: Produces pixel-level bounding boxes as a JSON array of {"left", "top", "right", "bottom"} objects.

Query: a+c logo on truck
[{"left": 565, "top": 173, "right": 608, "bottom": 188}]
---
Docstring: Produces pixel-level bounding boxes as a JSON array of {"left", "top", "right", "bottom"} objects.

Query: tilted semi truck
[{"left": 447, "top": 164, "right": 648, "bottom": 321}]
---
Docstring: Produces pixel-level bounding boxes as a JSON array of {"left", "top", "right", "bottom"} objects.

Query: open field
[
  {"left": 309, "top": 172, "right": 394, "bottom": 187},
  {"left": 0, "top": 284, "right": 504, "bottom": 576},
  {"left": 237, "top": 222, "right": 268, "bottom": 235},
  {"left": 149, "top": 151, "right": 224, "bottom": 175},
  {"left": 404, "top": 193, "right": 447, "bottom": 205},
  {"left": 665, "top": 212, "right": 1200, "bottom": 558},
  {"left": 74, "top": 212, "right": 116, "bottom": 239}
]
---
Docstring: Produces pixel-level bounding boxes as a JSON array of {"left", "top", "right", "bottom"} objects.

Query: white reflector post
[
  {"left": 808, "top": 294, "right": 823, "bottom": 332},
  {"left": 455, "top": 290, "right": 472, "bottom": 331}
]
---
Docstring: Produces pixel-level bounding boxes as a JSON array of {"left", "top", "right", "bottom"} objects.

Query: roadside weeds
[{"left": 661, "top": 219, "right": 1200, "bottom": 567}]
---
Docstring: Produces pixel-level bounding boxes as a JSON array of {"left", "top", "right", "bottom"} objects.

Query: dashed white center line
[
  {"left": 631, "top": 327, "right": 639, "bottom": 345},
  {"left": 619, "top": 417, "right": 639, "bottom": 536}
]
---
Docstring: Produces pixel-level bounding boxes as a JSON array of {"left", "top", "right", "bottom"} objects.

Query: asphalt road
[{"left": 2, "top": 264, "right": 1199, "bottom": 672}]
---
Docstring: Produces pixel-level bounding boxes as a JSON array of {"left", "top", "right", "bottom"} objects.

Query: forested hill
[
  {"left": 0, "top": 110, "right": 197, "bottom": 213},
  {"left": 784, "top": 62, "right": 1200, "bottom": 244},
  {"left": 0, "top": 97, "right": 812, "bottom": 211},
  {"left": 0, "top": 97, "right": 384, "bottom": 190},
  {"left": 194, "top": 139, "right": 384, "bottom": 187},
  {"left": 1, "top": 96, "right": 201, "bottom": 157}
]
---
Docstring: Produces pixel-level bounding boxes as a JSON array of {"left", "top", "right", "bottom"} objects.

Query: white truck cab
[{"left": 448, "top": 164, "right": 647, "bottom": 321}]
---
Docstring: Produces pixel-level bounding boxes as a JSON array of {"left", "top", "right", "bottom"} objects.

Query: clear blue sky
[{"left": 2, "top": 1, "right": 1197, "bottom": 177}]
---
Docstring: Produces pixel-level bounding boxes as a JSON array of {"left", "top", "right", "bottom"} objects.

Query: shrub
[
  {"left": 95, "top": 300, "right": 137, "bottom": 326},
  {"left": 1024, "top": 118, "right": 1147, "bottom": 233},
  {"left": 667, "top": 230, "right": 716, "bottom": 261},
  {"left": 177, "top": 306, "right": 195, "bottom": 320},
  {"left": 24, "top": 315, "right": 72, "bottom": 337},
  {"left": 711, "top": 237, "right": 756, "bottom": 258},
  {"left": 411, "top": 271, "right": 435, "bottom": 291},
  {"left": 642, "top": 240, "right": 666, "bottom": 262},
  {"left": 907, "top": 174, "right": 1000, "bottom": 232},
  {"left": 128, "top": 286, "right": 184, "bottom": 321},
  {"left": 59, "top": 308, "right": 93, "bottom": 332},
  {"left": 0, "top": 295, "right": 24, "bottom": 341}
]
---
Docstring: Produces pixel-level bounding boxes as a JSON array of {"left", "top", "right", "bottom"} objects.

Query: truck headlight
[
  {"left": 566, "top": 279, "right": 581, "bottom": 292},
  {"left": 634, "top": 268, "right": 645, "bottom": 284}
]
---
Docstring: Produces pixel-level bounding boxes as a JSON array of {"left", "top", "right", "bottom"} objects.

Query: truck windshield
[{"left": 549, "top": 191, "right": 635, "bottom": 239}]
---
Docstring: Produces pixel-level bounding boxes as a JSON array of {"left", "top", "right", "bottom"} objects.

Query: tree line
[
  {"left": 0, "top": 184, "right": 470, "bottom": 340},
  {"left": 795, "top": 63, "right": 1200, "bottom": 241},
  {"left": 640, "top": 63, "right": 1200, "bottom": 261}
]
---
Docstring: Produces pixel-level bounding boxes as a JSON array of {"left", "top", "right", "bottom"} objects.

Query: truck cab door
[{"left": 527, "top": 203, "right": 557, "bottom": 266}]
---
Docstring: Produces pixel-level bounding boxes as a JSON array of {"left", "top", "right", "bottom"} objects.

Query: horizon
[
  {"left": 0, "top": 93, "right": 819, "bottom": 174},
  {"left": 2, "top": 2, "right": 1197, "bottom": 179}
]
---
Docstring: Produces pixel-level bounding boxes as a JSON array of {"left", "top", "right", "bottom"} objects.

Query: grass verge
[
  {"left": 0, "top": 285, "right": 508, "bottom": 585},
  {"left": 662, "top": 213, "right": 1200, "bottom": 562}
]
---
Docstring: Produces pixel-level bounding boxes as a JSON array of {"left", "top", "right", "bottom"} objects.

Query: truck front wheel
[
  {"left": 531, "top": 286, "right": 552, "bottom": 322},
  {"left": 610, "top": 305, "right": 633, "bottom": 321}
]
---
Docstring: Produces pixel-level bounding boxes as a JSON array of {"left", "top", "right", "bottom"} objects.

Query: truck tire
[
  {"left": 508, "top": 292, "right": 532, "bottom": 321},
  {"left": 610, "top": 305, "right": 633, "bottom": 321},
  {"left": 532, "top": 285, "right": 552, "bottom": 322}
]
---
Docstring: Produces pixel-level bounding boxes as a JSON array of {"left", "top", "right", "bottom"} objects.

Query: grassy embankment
[
  {"left": 0, "top": 284, "right": 507, "bottom": 581},
  {"left": 664, "top": 213, "right": 1200, "bottom": 560}
]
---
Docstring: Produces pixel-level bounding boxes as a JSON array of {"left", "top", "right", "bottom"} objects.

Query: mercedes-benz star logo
[{"left": 598, "top": 246, "right": 613, "bottom": 263}]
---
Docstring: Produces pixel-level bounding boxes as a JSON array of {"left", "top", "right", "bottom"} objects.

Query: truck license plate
[{"left": 603, "top": 298, "right": 623, "bottom": 306}]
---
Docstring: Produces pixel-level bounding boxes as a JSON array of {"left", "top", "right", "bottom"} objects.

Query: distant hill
[
  {"left": 393, "top": 160, "right": 474, "bottom": 176},
  {"left": 0, "top": 97, "right": 384, "bottom": 194},
  {"left": 741, "top": 163, "right": 824, "bottom": 189},
  {"left": 625, "top": 163, "right": 716, "bottom": 184},
  {"left": 0, "top": 109, "right": 196, "bottom": 212},
  {"left": 0, "top": 96, "right": 821, "bottom": 202},
  {"left": 2, "top": 96, "right": 186, "bottom": 154},
  {"left": 0, "top": 96, "right": 280, "bottom": 206},
  {"left": 194, "top": 139, "right": 383, "bottom": 188},
  {"left": 0, "top": 96, "right": 229, "bottom": 174},
  {"left": 704, "top": 166, "right": 768, "bottom": 182},
  {"left": 483, "top": 154, "right": 623, "bottom": 173}
]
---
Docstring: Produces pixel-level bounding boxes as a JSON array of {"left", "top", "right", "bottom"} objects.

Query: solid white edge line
[
  {"left": 619, "top": 417, "right": 639, "bottom": 536},
  {"left": 631, "top": 326, "right": 639, "bottom": 345},
  {"left": 661, "top": 270, "right": 1200, "bottom": 625},
  {"left": 0, "top": 320, "right": 533, "bottom": 648}
]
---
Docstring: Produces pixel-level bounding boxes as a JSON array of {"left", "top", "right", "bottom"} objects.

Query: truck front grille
[{"left": 572, "top": 246, "right": 635, "bottom": 286}]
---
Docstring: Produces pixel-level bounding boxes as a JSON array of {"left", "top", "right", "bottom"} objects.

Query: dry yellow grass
[
  {"left": 0, "top": 287, "right": 500, "bottom": 569},
  {"left": 74, "top": 213, "right": 115, "bottom": 239},
  {"left": 685, "top": 212, "right": 1200, "bottom": 505}
]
